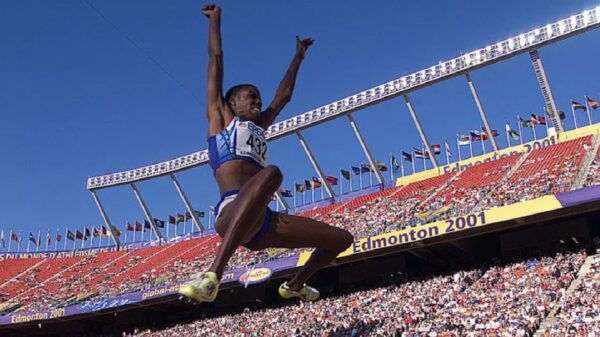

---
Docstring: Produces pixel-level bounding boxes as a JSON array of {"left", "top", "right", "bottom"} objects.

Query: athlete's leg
[
  {"left": 247, "top": 213, "right": 353, "bottom": 291},
  {"left": 209, "top": 165, "right": 283, "bottom": 279}
]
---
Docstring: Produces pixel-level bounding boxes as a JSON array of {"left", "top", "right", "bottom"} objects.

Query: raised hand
[
  {"left": 201, "top": 4, "right": 221, "bottom": 19},
  {"left": 295, "top": 36, "right": 314, "bottom": 58}
]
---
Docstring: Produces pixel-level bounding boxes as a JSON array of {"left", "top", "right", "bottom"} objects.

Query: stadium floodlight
[{"left": 87, "top": 5, "right": 600, "bottom": 190}]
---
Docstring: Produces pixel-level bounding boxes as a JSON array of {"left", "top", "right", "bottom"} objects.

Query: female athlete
[{"left": 179, "top": 4, "right": 353, "bottom": 303}]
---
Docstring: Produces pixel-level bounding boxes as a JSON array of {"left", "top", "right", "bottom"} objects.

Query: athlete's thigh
[
  {"left": 215, "top": 203, "right": 265, "bottom": 242},
  {"left": 248, "top": 212, "right": 350, "bottom": 250}
]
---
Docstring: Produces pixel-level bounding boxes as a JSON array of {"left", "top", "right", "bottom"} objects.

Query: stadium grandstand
[{"left": 1, "top": 4, "right": 600, "bottom": 337}]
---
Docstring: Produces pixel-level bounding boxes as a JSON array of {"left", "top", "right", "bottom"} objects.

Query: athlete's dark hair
[{"left": 224, "top": 84, "right": 260, "bottom": 104}]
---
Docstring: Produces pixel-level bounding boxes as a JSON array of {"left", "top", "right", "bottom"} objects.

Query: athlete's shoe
[
  {"left": 278, "top": 281, "right": 320, "bottom": 302},
  {"left": 178, "top": 272, "right": 219, "bottom": 303}
]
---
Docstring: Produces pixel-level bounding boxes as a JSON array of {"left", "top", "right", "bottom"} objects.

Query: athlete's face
[{"left": 230, "top": 87, "right": 262, "bottom": 123}]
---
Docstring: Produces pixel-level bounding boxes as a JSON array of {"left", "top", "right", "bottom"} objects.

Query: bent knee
[
  {"left": 264, "top": 165, "right": 283, "bottom": 187},
  {"left": 332, "top": 229, "right": 354, "bottom": 252}
]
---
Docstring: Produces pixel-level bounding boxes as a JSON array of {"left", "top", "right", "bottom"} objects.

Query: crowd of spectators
[
  {"left": 2, "top": 135, "right": 597, "bottom": 317},
  {"left": 117, "top": 251, "right": 585, "bottom": 337},
  {"left": 583, "top": 148, "right": 600, "bottom": 187},
  {"left": 541, "top": 255, "right": 600, "bottom": 337}
]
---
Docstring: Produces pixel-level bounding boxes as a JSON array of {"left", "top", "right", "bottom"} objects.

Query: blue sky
[{"left": 1, "top": 0, "right": 599, "bottom": 247}]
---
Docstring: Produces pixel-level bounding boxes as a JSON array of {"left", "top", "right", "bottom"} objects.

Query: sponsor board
[
  {"left": 297, "top": 195, "right": 563, "bottom": 266},
  {"left": 238, "top": 267, "right": 272, "bottom": 285}
]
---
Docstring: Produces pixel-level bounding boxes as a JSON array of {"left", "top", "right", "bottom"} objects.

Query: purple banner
[
  {"left": 0, "top": 255, "right": 299, "bottom": 326},
  {"left": 556, "top": 185, "right": 600, "bottom": 208}
]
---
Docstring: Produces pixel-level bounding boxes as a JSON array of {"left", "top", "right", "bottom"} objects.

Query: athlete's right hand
[{"left": 201, "top": 4, "right": 220, "bottom": 19}]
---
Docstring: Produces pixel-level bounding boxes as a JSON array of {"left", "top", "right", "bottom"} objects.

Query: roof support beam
[
  {"left": 130, "top": 182, "right": 163, "bottom": 241},
  {"left": 403, "top": 94, "right": 439, "bottom": 168},
  {"left": 346, "top": 113, "right": 384, "bottom": 184},
  {"left": 170, "top": 174, "right": 204, "bottom": 233},
  {"left": 529, "top": 49, "right": 564, "bottom": 133},
  {"left": 465, "top": 72, "right": 499, "bottom": 151},
  {"left": 89, "top": 190, "right": 121, "bottom": 248},
  {"left": 296, "top": 131, "right": 335, "bottom": 197}
]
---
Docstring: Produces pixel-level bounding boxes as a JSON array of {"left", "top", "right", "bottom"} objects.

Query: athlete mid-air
[{"left": 178, "top": 4, "right": 353, "bottom": 302}]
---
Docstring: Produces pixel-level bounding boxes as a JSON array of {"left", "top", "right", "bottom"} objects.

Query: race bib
[{"left": 235, "top": 122, "right": 268, "bottom": 167}]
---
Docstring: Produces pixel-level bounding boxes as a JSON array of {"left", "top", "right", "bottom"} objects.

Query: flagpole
[
  {"left": 585, "top": 97, "right": 592, "bottom": 125},
  {"left": 293, "top": 183, "right": 297, "bottom": 208},
  {"left": 571, "top": 103, "right": 578, "bottom": 129},
  {"left": 359, "top": 168, "right": 363, "bottom": 189},
  {"left": 505, "top": 122, "right": 511, "bottom": 147},
  {"left": 311, "top": 183, "right": 315, "bottom": 203},
  {"left": 541, "top": 110, "right": 549, "bottom": 136},
  {"left": 389, "top": 153, "right": 394, "bottom": 181},
  {"left": 445, "top": 140, "right": 449, "bottom": 165},
  {"left": 421, "top": 144, "right": 427, "bottom": 170},
  {"left": 349, "top": 166, "right": 353, "bottom": 192},
  {"left": 36, "top": 230, "right": 40, "bottom": 252},
  {"left": 411, "top": 153, "right": 415, "bottom": 173},
  {"left": 532, "top": 121, "right": 537, "bottom": 140},
  {"left": 400, "top": 151, "right": 405, "bottom": 178},
  {"left": 339, "top": 172, "right": 343, "bottom": 195},
  {"left": 8, "top": 231, "right": 12, "bottom": 252},
  {"left": 320, "top": 183, "right": 324, "bottom": 200},
  {"left": 63, "top": 228, "right": 68, "bottom": 250},
  {"left": 45, "top": 230, "right": 49, "bottom": 251},
  {"left": 517, "top": 115, "right": 524, "bottom": 144},
  {"left": 456, "top": 138, "right": 462, "bottom": 162}
]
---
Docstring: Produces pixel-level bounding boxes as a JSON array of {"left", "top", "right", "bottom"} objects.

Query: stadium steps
[
  {"left": 472, "top": 151, "right": 529, "bottom": 212},
  {"left": 0, "top": 258, "right": 44, "bottom": 289},
  {"left": 571, "top": 133, "right": 600, "bottom": 189},
  {"left": 9, "top": 256, "right": 86, "bottom": 302},
  {"left": 419, "top": 170, "right": 464, "bottom": 207},
  {"left": 533, "top": 253, "right": 597, "bottom": 337}
]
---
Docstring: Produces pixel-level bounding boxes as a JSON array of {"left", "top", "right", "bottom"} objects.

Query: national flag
[
  {"left": 11, "top": 231, "right": 18, "bottom": 242},
  {"left": 519, "top": 117, "right": 533, "bottom": 128},
  {"left": 309, "top": 178, "right": 321, "bottom": 188},
  {"left": 93, "top": 227, "right": 101, "bottom": 237},
  {"left": 413, "top": 148, "right": 425, "bottom": 159},
  {"left": 480, "top": 127, "right": 499, "bottom": 137},
  {"left": 176, "top": 213, "right": 186, "bottom": 224},
  {"left": 295, "top": 183, "right": 306, "bottom": 192},
  {"left": 571, "top": 99, "right": 587, "bottom": 111},
  {"left": 135, "top": 221, "right": 144, "bottom": 231},
  {"left": 351, "top": 166, "right": 361, "bottom": 175},
  {"left": 168, "top": 215, "right": 177, "bottom": 225},
  {"left": 391, "top": 156, "right": 400, "bottom": 170},
  {"left": 457, "top": 134, "right": 471, "bottom": 145},
  {"left": 545, "top": 107, "right": 566, "bottom": 120},
  {"left": 46, "top": 231, "right": 51, "bottom": 245},
  {"left": 126, "top": 222, "right": 135, "bottom": 231},
  {"left": 85, "top": 227, "right": 92, "bottom": 238},
  {"left": 586, "top": 96, "right": 599, "bottom": 109},
  {"left": 144, "top": 220, "right": 152, "bottom": 229},
  {"left": 67, "top": 230, "right": 76, "bottom": 241},
  {"left": 444, "top": 141, "right": 452, "bottom": 158},
  {"left": 505, "top": 123, "right": 520, "bottom": 140},
  {"left": 109, "top": 224, "right": 121, "bottom": 237},
  {"left": 154, "top": 218, "right": 165, "bottom": 228},
  {"left": 325, "top": 176, "right": 338, "bottom": 185},
  {"left": 360, "top": 163, "right": 372, "bottom": 173},
  {"left": 194, "top": 210, "right": 205, "bottom": 218},
  {"left": 529, "top": 113, "right": 545, "bottom": 125},
  {"left": 470, "top": 130, "right": 484, "bottom": 141},
  {"left": 341, "top": 169, "right": 350, "bottom": 180},
  {"left": 304, "top": 180, "right": 312, "bottom": 190},
  {"left": 375, "top": 161, "right": 388, "bottom": 172},
  {"left": 76, "top": 230, "right": 85, "bottom": 240},
  {"left": 279, "top": 188, "right": 293, "bottom": 197},
  {"left": 29, "top": 232, "right": 38, "bottom": 246},
  {"left": 425, "top": 144, "right": 441, "bottom": 156},
  {"left": 401, "top": 151, "right": 413, "bottom": 162},
  {"left": 56, "top": 232, "right": 62, "bottom": 242},
  {"left": 0, "top": 230, "right": 5, "bottom": 248}
]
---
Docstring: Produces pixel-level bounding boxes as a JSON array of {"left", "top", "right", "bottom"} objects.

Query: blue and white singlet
[{"left": 207, "top": 117, "right": 268, "bottom": 170}]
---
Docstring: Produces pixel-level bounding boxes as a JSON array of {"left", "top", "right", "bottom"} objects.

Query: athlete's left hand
[{"left": 296, "top": 36, "right": 314, "bottom": 58}]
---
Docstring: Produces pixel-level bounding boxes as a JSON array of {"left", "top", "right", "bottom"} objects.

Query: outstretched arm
[
  {"left": 260, "top": 36, "right": 314, "bottom": 128},
  {"left": 202, "top": 4, "right": 228, "bottom": 136}
]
